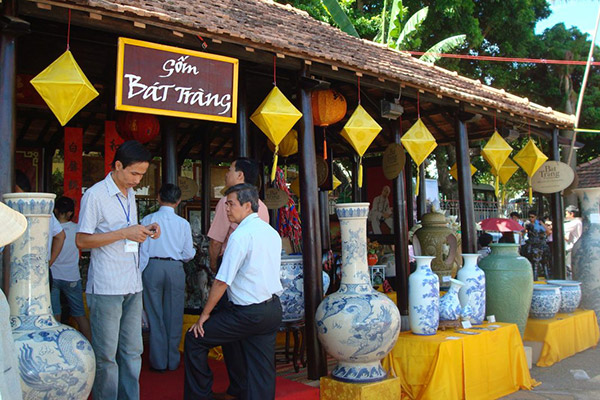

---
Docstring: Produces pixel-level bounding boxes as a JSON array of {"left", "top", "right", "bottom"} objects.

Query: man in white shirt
[
  {"left": 564, "top": 205, "right": 583, "bottom": 276},
  {"left": 76, "top": 140, "right": 161, "bottom": 400},
  {"left": 184, "top": 183, "right": 283, "bottom": 400},
  {"left": 369, "top": 185, "right": 393, "bottom": 234},
  {"left": 140, "top": 183, "right": 195, "bottom": 372}
]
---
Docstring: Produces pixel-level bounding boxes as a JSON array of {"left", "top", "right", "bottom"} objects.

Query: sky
[{"left": 535, "top": 1, "right": 600, "bottom": 37}]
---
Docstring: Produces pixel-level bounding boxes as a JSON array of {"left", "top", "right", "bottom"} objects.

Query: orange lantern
[
  {"left": 312, "top": 89, "right": 347, "bottom": 159},
  {"left": 116, "top": 112, "right": 160, "bottom": 144}
]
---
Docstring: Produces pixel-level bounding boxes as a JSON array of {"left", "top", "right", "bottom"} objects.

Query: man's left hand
[{"left": 189, "top": 312, "right": 210, "bottom": 338}]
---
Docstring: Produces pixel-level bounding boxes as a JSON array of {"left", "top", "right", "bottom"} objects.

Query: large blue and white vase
[
  {"left": 546, "top": 280, "right": 582, "bottom": 313},
  {"left": 280, "top": 253, "right": 330, "bottom": 322},
  {"left": 409, "top": 256, "right": 439, "bottom": 335},
  {"left": 456, "top": 253, "right": 486, "bottom": 325},
  {"left": 572, "top": 187, "right": 600, "bottom": 322},
  {"left": 316, "top": 203, "right": 400, "bottom": 383},
  {"left": 529, "top": 284, "right": 561, "bottom": 319},
  {"left": 3, "top": 193, "right": 95, "bottom": 399},
  {"left": 439, "top": 278, "right": 463, "bottom": 321}
]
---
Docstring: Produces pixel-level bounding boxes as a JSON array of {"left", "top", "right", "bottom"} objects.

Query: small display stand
[{"left": 320, "top": 376, "right": 401, "bottom": 400}]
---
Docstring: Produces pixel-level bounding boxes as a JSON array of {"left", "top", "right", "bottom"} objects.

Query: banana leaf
[
  {"left": 322, "top": 0, "right": 360, "bottom": 38},
  {"left": 396, "top": 6, "right": 428, "bottom": 47},
  {"left": 419, "top": 34, "right": 466, "bottom": 64}
]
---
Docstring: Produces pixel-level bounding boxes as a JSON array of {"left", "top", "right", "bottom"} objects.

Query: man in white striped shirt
[{"left": 76, "top": 140, "right": 161, "bottom": 400}]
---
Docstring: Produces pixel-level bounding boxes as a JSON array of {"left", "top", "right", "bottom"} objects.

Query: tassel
[
  {"left": 415, "top": 165, "right": 420, "bottom": 197},
  {"left": 271, "top": 145, "right": 279, "bottom": 182},
  {"left": 528, "top": 176, "right": 533, "bottom": 205},
  {"left": 323, "top": 129, "right": 328, "bottom": 160},
  {"left": 358, "top": 157, "right": 363, "bottom": 188},
  {"left": 495, "top": 176, "right": 500, "bottom": 198}
]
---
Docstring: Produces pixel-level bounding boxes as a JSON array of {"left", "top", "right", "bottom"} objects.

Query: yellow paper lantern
[
  {"left": 400, "top": 118, "right": 437, "bottom": 196},
  {"left": 450, "top": 163, "right": 477, "bottom": 180},
  {"left": 30, "top": 50, "right": 99, "bottom": 126},
  {"left": 481, "top": 131, "right": 513, "bottom": 196},
  {"left": 250, "top": 86, "right": 303, "bottom": 181},
  {"left": 340, "top": 104, "right": 382, "bottom": 188},
  {"left": 492, "top": 158, "right": 519, "bottom": 185},
  {"left": 514, "top": 139, "right": 548, "bottom": 204},
  {"left": 332, "top": 175, "right": 342, "bottom": 191},
  {"left": 267, "top": 129, "right": 298, "bottom": 157}
]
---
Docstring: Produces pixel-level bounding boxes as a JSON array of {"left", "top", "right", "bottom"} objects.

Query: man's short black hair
[
  {"left": 55, "top": 196, "right": 75, "bottom": 215},
  {"left": 234, "top": 158, "right": 259, "bottom": 186},
  {"left": 565, "top": 205, "right": 580, "bottom": 217},
  {"left": 225, "top": 183, "right": 259, "bottom": 212},
  {"left": 111, "top": 140, "right": 152, "bottom": 169},
  {"left": 510, "top": 212, "right": 520, "bottom": 219},
  {"left": 478, "top": 232, "right": 493, "bottom": 248},
  {"left": 528, "top": 211, "right": 537, "bottom": 217},
  {"left": 15, "top": 169, "right": 32, "bottom": 192},
  {"left": 159, "top": 183, "right": 182, "bottom": 204}
]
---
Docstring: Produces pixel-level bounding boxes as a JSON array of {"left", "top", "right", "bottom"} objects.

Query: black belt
[
  {"left": 150, "top": 256, "right": 179, "bottom": 262},
  {"left": 235, "top": 295, "right": 278, "bottom": 307}
]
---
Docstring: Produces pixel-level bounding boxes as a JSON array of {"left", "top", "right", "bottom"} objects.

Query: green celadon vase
[{"left": 478, "top": 243, "right": 533, "bottom": 336}]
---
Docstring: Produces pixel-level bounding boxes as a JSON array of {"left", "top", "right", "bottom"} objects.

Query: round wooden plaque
[
  {"left": 178, "top": 176, "right": 199, "bottom": 201},
  {"left": 382, "top": 143, "right": 406, "bottom": 180},
  {"left": 316, "top": 156, "right": 329, "bottom": 187},
  {"left": 264, "top": 187, "right": 289, "bottom": 209},
  {"left": 531, "top": 161, "right": 575, "bottom": 194}
]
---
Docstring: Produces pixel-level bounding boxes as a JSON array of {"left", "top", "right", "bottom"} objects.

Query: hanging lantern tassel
[
  {"left": 358, "top": 156, "right": 363, "bottom": 188},
  {"left": 271, "top": 145, "right": 279, "bottom": 182},
  {"left": 323, "top": 127, "right": 328, "bottom": 160},
  {"left": 528, "top": 176, "right": 533, "bottom": 205},
  {"left": 495, "top": 176, "right": 500, "bottom": 198},
  {"left": 415, "top": 165, "right": 421, "bottom": 197}
]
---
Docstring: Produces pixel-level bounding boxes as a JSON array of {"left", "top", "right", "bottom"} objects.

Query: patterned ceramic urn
[
  {"left": 280, "top": 253, "right": 330, "bottom": 322},
  {"left": 456, "top": 253, "right": 486, "bottom": 325},
  {"left": 439, "top": 278, "right": 464, "bottom": 321},
  {"left": 546, "top": 280, "right": 582, "bottom": 313},
  {"left": 530, "top": 284, "right": 561, "bottom": 319},
  {"left": 572, "top": 187, "right": 600, "bottom": 321},
  {"left": 409, "top": 256, "right": 439, "bottom": 334},
  {"left": 3, "top": 193, "right": 95, "bottom": 399},
  {"left": 316, "top": 203, "right": 401, "bottom": 383}
]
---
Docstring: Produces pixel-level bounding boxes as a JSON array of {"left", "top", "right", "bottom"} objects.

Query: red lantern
[
  {"left": 311, "top": 89, "right": 347, "bottom": 127},
  {"left": 116, "top": 112, "right": 160, "bottom": 144}
]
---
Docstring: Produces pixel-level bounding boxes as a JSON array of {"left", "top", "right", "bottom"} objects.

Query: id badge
[{"left": 124, "top": 239, "right": 139, "bottom": 253}]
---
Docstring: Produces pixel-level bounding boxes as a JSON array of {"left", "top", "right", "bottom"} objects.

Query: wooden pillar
[
  {"left": 235, "top": 70, "right": 249, "bottom": 158},
  {"left": 550, "top": 128, "right": 566, "bottom": 279},
  {"left": 416, "top": 165, "right": 426, "bottom": 219},
  {"left": 391, "top": 121, "right": 410, "bottom": 315},
  {"left": 455, "top": 112, "right": 477, "bottom": 253},
  {"left": 297, "top": 66, "right": 327, "bottom": 379},
  {"left": 319, "top": 190, "right": 331, "bottom": 252},
  {"left": 352, "top": 155, "right": 361, "bottom": 202},
  {"left": 404, "top": 157, "right": 415, "bottom": 228},
  {"left": 161, "top": 119, "right": 178, "bottom": 185},
  {"left": 201, "top": 134, "right": 211, "bottom": 235}
]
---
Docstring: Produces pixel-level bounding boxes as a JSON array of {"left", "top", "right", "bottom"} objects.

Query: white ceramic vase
[
  {"left": 439, "top": 278, "right": 464, "bottom": 321},
  {"left": 3, "top": 193, "right": 95, "bottom": 399},
  {"left": 456, "top": 253, "right": 486, "bottom": 325},
  {"left": 315, "top": 203, "right": 400, "bottom": 383},
  {"left": 529, "top": 284, "right": 561, "bottom": 319},
  {"left": 546, "top": 280, "right": 582, "bottom": 313},
  {"left": 409, "top": 256, "right": 439, "bottom": 335}
]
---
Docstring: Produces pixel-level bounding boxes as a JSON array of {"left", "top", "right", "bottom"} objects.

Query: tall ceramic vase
[
  {"left": 316, "top": 203, "right": 401, "bottom": 383},
  {"left": 3, "top": 193, "right": 95, "bottom": 399},
  {"left": 456, "top": 253, "right": 486, "bottom": 325},
  {"left": 478, "top": 243, "right": 533, "bottom": 336},
  {"left": 572, "top": 188, "right": 600, "bottom": 322},
  {"left": 409, "top": 256, "right": 439, "bottom": 334}
]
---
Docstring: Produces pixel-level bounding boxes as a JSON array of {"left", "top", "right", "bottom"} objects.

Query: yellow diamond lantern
[
  {"left": 481, "top": 130, "right": 513, "bottom": 196},
  {"left": 514, "top": 139, "right": 548, "bottom": 204},
  {"left": 267, "top": 129, "right": 298, "bottom": 157},
  {"left": 250, "top": 86, "right": 302, "bottom": 181},
  {"left": 340, "top": 104, "right": 382, "bottom": 187},
  {"left": 30, "top": 50, "right": 99, "bottom": 126},
  {"left": 450, "top": 163, "right": 477, "bottom": 180},
  {"left": 332, "top": 174, "right": 342, "bottom": 191},
  {"left": 492, "top": 158, "right": 519, "bottom": 185},
  {"left": 401, "top": 118, "right": 437, "bottom": 196}
]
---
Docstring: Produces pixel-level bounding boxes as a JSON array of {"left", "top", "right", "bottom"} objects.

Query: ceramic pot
[
  {"left": 280, "top": 254, "right": 330, "bottom": 322},
  {"left": 478, "top": 243, "right": 533, "bottom": 336},
  {"left": 439, "top": 278, "right": 464, "bottom": 321},
  {"left": 530, "top": 284, "right": 561, "bottom": 319},
  {"left": 546, "top": 280, "right": 582, "bottom": 313},
  {"left": 572, "top": 188, "right": 600, "bottom": 321},
  {"left": 412, "top": 212, "right": 458, "bottom": 285},
  {"left": 316, "top": 203, "right": 400, "bottom": 383},
  {"left": 456, "top": 253, "right": 486, "bottom": 325},
  {"left": 3, "top": 193, "right": 95, "bottom": 399},
  {"left": 409, "top": 256, "right": 439, "bottom": 335}
]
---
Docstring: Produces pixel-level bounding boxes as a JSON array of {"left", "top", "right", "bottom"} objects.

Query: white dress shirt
[
  {"left": 51, "top": 221, "right": 80, "bottom": 281},
  {"left": 48, "top": 214, "right": 64, "bottom": 259},
  {"left": 139, "top": 206, "right": 196, "bottom": 271},
  {"left": 78, "top": 173, "right": 142, "bottom": 295},
  {"left": 216, "top": 213, "right": 283, "bottom": 306}
]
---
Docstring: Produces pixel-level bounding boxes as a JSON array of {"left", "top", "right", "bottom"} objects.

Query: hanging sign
[
  {"left": 116, "top": 37, "right": 238, "bottom": 123},
  {"left": 531, "top": 161, "right": 575, "bottom": 193},
  {"left": 64, "top": 127, "right": 83, "bottom": 220},
  {"left": 178, "top": 177, "right": 199, "bottom": 201},
  {"left": 264, "top": 188, "right": 289, "bottom": 209},
  {"left": 382, "top": 143, "right": 406, "bottom": 180}
]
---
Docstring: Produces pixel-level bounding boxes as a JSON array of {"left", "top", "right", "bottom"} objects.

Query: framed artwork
[
  {"left": 185, "top": 203, "right": 203, "bottom": 238},
  {"left": 364, "top": 160, "right": 394, "bottom": 235},
  {"left": 192, "top": 163, "right": 229, "bottom": 200}
]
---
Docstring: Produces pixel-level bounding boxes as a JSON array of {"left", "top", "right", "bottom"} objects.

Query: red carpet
[{"left": 140, "top": 353, "right": 319, "bottom": 400}]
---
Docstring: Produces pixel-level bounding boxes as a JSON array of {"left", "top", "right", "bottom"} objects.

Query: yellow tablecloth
[
  {"left": 382, "top": 322, "right": 536, "bottom": 400},
  {"left": 523, "top": 309, "right": 599, "bottom": 367}
]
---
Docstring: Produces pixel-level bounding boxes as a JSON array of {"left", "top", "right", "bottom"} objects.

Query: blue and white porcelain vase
[
  {"left": 316, "top": 203, "right": 400, "bottom": 383},
  {"left": 456, "top": 253, "right": 486, "bottom": 325},
  {"left": 409, "top": 256, "right": 439, "bottom": 335},
  {"left": 546, "top": 280, "right": 582, "bottom": 313},
  {"left": 3, "top": 193, "right": 95, "bottom": 399},
  {"left": 280, "top": 253, "right": 330, "bottom": 322},
  {"left": 530, "top": 284, "right": 561, "bottom": 319},
  {"left": 439, "top": 278, "right": 464, "bottom": 321}
]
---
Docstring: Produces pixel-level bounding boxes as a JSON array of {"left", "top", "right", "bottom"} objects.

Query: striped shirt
[{"left": 78, "top": 173, "right": 142, "bottom": 295}]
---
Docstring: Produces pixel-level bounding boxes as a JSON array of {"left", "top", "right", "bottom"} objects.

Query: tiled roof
[
  {"left": 45, "top": 0, "right": 574, "bottom": 127},
  {"left": 577, "top": 157, "right": 600, "bottom": 189}
]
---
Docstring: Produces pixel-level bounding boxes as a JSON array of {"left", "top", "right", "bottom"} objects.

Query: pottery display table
[
  {"left": 382, "top": 322, "right": 535, "bottom": 400},
  {"left": 523, "top": 309, "right": 599, "bottom": 367}
]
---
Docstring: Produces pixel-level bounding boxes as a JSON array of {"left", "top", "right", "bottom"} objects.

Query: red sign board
[{"left": 116, "top": 37, "right": 238, "bottom": 123}]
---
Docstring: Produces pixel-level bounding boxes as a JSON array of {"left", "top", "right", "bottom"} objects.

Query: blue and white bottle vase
[
  {"left": 409, "top": 256, "right": 439, "bottom": 335},
  {"left": 439, "top": 278, "right": 464, "bottom": 321},
  {"left": 315, "top": 203, "right": 401, "bottom": 383},
  {"left": 456, "top": 253, "right": 486, "bottom": 325}
]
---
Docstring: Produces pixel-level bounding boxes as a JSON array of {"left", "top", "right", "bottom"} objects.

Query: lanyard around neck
[{"left": 116, "top": 193, "right": 131, "bottom": 226}]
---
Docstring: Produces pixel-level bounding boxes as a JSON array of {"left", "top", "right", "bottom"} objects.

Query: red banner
[
  {"left": 64, "top": 127, "right": 83, "bottom": 221},
  {"left": 105, "top": 121, "right": 124, "bottom": 176}
]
